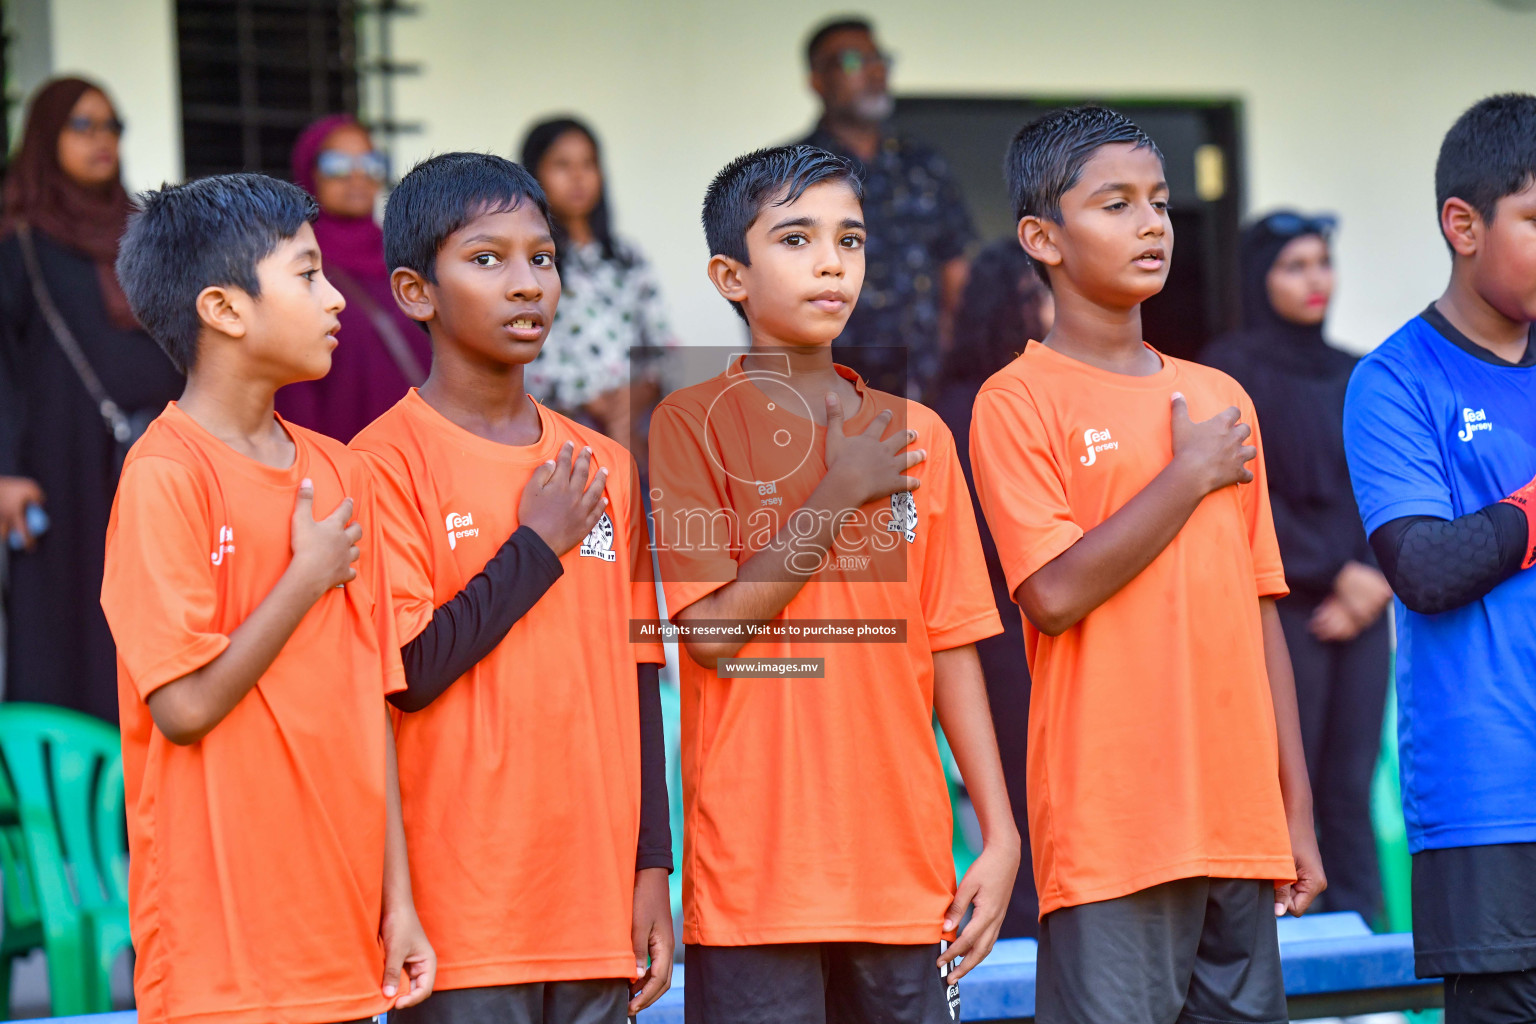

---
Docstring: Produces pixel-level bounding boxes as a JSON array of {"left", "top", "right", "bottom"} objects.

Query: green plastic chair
[
  {"left": 0, "top": 703, "right": 130, "bottom": 1017},
  {"left": 0, "top": 762, "right": 45, "bottom": 1017}
]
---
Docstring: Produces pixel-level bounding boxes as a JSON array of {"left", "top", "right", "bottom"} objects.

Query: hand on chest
[
  {"left": 207, "top": 472, "right": 360, "bottom": 616},
  {"left": 429, "top": 466, "right": 621, "bottom": 583}
]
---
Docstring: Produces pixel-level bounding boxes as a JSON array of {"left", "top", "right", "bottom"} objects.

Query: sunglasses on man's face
[
  {"left": 1266, "top": 213, "right": 1338, "bottom": 238},
  {"left": 822, "top": 48, "right": 894, "bottom": 76},
  {"left": 65, "top": 116, "right": 125, "bottom": 138},
  {"left": 316, "top": 149, "right": 388, "bottom": 182}
]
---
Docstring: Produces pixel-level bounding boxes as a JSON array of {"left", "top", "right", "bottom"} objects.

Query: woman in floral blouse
[{"left": 520, "top": 117, "right": 672, "bottom": 464}]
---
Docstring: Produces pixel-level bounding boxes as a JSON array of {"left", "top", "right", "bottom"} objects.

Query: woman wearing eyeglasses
[
  {"left": 1202, "top": 212, "right": 1393, "bottom": 922},
  {"left": 0, "top": 77, "right": 182, "bottom": 721},
  {"left": 274, "top": 114, "right": 430, "bottom": 441}
]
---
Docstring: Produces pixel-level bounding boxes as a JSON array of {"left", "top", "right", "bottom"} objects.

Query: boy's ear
[
  {"left": 1440, "top": 197, "right": 1482, "bottom": 258},
  {"left": 391, "top": 266, "right": 435, "bottom": 326},
  {"left": 707, "top": 254, "right": 750, "bottom": 308},
  {"left": 195, "top": 285, "right": 247, "bottom": 340},
  {"left": 1018, "top": 216, "right": 1063, "bottom": 273}
]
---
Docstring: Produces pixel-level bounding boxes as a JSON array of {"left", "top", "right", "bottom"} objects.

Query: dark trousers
[
  {"left": 388, "top": 980, "right": 628, "bottom": 1024},
  {"left": 683, "top": 942, "right": 954, "bottom": 1024},
  {"left": 1276, "top": 595, "right": 1391, "bottom": 922}
]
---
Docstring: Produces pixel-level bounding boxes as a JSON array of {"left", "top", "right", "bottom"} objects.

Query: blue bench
[{"left": 32, "top": 913, "right": 1442, "bottom": 1024}]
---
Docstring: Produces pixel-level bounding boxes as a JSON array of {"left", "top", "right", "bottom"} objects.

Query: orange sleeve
[
  {"left": 621, "top": 450, "right": 666, "bottom": 666},
  {"left": 969, "top": 385, "right": 1084, "bottom": 601},
  {"left": 355, "top": 447, "right": 438, "bottom": 645},
  {"left": 356, "top": 467, "right": 407, "bottom": 696},
  {"left": 919, "top": 417, "right": 1004, "bottom": 651},
  {"left": 648, "top": 401, "right": 740, "bottom": 620},
  {"left": 1236, "top": 393, "right": 1289, "bottom": 599},
  {"left": 101, "top": 456, "right": 230, "bottom": 700}
]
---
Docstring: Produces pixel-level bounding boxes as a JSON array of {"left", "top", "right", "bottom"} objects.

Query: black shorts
[
  {"left": 387, "top": 979, "right": 629, "bottom": 1024},
  {"left": 1412, "top": 842, "right": 1536, "bottom": 1024},
  {"left": 683, "top": 941, "right": 958, "bottom": 1024},
  {"left": 1035, "top": 877, "right": 1286, "bottom": 1024}
]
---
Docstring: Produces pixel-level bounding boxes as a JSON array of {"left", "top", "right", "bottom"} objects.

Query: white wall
[
  {"left": 12, "top": 0, "right": 1532, "bottom": 354},
  {"left": 388, "top": 0, "right": 1536, "bottom": 355},
  {"left": 9, "top": 0, "right": 182, "bottom": 193}
]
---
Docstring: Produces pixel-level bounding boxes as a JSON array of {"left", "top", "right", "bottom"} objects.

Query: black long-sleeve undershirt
[
  {"left": 390, "top": 524, "right": 673, "bottom": 873},
  {"left": 636, "top": 661, "right": 674, "bottom": 873},
  {"left": 392, "top": 525, "right": 564, "bottom": 712},
  {"left": 1369, "top": 503, "right": 1529, "bottom": 615}
]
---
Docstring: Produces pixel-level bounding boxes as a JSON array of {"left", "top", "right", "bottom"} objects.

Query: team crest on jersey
[
  {"left": 888, "top": 490, "right": 918, "bottom": 544},
  {"left": 580, "top": 512, "right": 617, "bottom": 561}
]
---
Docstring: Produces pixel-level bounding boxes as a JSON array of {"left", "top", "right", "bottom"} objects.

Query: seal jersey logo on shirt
[
  {"left": 888, "top": 490, "right": 918, "bottom": 543},
  {"left": 1079, "top": 427, "right": 1119, "bottom": 466},
  {"left": 445, "top": 511, "right": 479, "bottom": 550},
  {"left": 210, "top": 525, "right": 234, "bottom": 565},
  {"left": 1458, "top": 407, "right": 1493, "bottom": 442},
  {"left": 580, "top": 512, "right": 617, "bottom": 561}
]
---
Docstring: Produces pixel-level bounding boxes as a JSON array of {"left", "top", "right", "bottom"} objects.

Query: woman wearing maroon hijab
[
  {"left": 0, "top": 77, "right": 181, "bottom": 721},
  {"left": 274, "top": 115, "right": 430, "bottom": 440}
]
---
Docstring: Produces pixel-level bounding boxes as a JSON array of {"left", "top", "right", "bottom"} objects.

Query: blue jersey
[{"left": 1344, "top": 308, "right": 1536, "bottom": 854}]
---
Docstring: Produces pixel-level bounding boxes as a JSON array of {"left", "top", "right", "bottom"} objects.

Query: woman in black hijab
[
  {"left": 1203, "top": 212, "right": 1392, "bottom": 922},
  {"left": 0, "top": 77, "right": 182, "bottom": 721}
]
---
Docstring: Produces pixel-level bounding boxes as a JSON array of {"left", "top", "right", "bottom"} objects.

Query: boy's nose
[
  {"left": 815, "top": 242, "right": 847, "bottom": 276},
  {"left": 506, "top": 270, "right": 544, "bottom": 300},
  {"left": 324, "top": 277, "right": 346, "bottom": 313}
]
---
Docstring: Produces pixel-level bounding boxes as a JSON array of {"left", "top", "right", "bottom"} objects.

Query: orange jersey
[
  {"left": 351, "top": 390, "right": 663, "bottom": 989},
  {"left": 101, "top": 404, "right": 401, "bottom": 1024},
  {"left": 969, "top": 342, "right": 1294, "bottom": 917},
  {"left": 649, "top": 362, "right": 1002, "bottom": 946}
]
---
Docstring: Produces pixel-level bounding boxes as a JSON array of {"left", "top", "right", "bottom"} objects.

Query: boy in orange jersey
[
  {"left": 649, "top": 144, "right": 1020, "bottom": 1024},
  {"left": 352, "top": 153, "right": 672, "bottom": 1024},
  {"left": 105, "top": 173, "right": 435, "bottom": 1024},
  {"left": 970, "top": 107, "right": 1324, "bottom": 1024}
]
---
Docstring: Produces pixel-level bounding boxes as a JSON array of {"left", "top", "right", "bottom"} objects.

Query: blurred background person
[
  {"left": 0, "top": 76, "right": 182, "bottom": 721},
  {"left": 275, "top": 114, "right": 430, "bottom": 440},
  {"left": 796, "top": 14, "right": 975, "bottom": 401},
  {"left": 1203, "top": 211, "right": 1394, "bottom": 921},
  {"left": 521, "top": 116, "right": 673, "bottom": 467},
  {"left": 931, "top": 236, "right": 1054, "bottom": 938}
]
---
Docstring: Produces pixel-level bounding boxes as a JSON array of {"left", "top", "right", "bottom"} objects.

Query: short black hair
[
  {"left": 702, "top": 144, "right": 864, "bottom": 322},
  {"left": 383, "top": 151, "right": 552, "bottom": 285},
  {"left": 805, "top": 15, "right": 873, "bottom": 68},
  {"left": 1005, "top": 106, "right": 1163, "bottom": 284},
  {"left": 116, "top": 173, "right": 318, "bottom": 373},
  {"left": 1435, "top": 93, "right": 1536, "bottom": 242},
  {"left": 1006, "top": 106, "right": 1163, "bottom": 224}
]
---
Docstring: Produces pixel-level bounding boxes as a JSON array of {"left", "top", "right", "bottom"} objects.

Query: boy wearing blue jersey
[{"left": 1343, "top": 93, "right": 1536, "bottom": 1024}]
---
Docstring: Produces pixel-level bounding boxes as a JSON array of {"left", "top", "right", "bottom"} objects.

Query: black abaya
[
  {"left": 0, "top": 228, "right": 182, "bottom": 721},
  {"left": 1201, "top": 219, "right": 1391, "bottom": 921}
]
